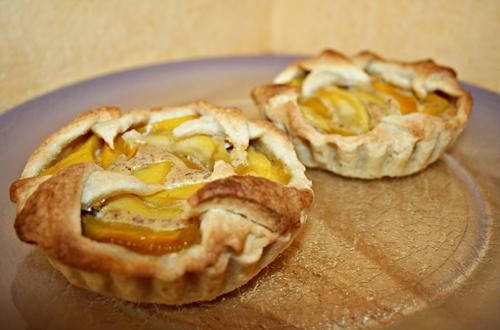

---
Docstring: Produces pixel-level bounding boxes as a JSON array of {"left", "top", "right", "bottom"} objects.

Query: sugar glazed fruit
[
  {"left": 253, "top": 50, "right": 472, "bottom": 179},
  {"left": 10, "top": 101, "right": 313, "bottom": 304}
]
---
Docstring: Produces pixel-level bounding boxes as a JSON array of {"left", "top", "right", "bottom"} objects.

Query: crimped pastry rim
[
  {"left": 252, "top": 49, "right": 473, "bottom": 179},
  {"left": 10, "top": 101, "right": 313, "bottom": 304}
]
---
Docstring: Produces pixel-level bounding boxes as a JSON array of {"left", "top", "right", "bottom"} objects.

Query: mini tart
[
  {"left": 10, "top": 101, "right": 312, "bottom": 305},
  {"left": 252, "top": 50, "right": 472, "bottom": 178}
]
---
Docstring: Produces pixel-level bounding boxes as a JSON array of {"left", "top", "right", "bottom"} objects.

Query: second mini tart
[
  {"left": 252, "top": 50, "right": 472, "bottom": 179},
  {"left": 10, "top": 101, "right": 312, "bottom": 305}
]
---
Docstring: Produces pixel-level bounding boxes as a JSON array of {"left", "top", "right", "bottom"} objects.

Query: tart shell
[
  {"left": 252, "top": 50, "right": 473, "bottom": 179},
  {"left": 10, "top": 102, "right": 313, "bottom": 305}
]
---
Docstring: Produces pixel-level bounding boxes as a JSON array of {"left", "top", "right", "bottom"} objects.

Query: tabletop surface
[{"left": 0, "top": 56, "right": 499, "bottom": 329}]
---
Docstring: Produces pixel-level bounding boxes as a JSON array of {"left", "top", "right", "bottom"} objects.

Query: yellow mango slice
[
  {"left": 301, "top": 97, "right": 331, "bottom": 117},
  {"left": 352, "top": 89, "right": 389, "bottom": 110},
  {"left": 373, "top": 81, "right": 417, "bottom": 115},
  {"left": 145, "top": 182, "right": 207, "bottom": 202},
  {"left": 269, "top": 160, "right": 292, "bottom": 185},
  {"left": 131, "top": 161, "right": 171, "bottom": 184},
  {"left": 144, "top": 133, "right": 175, "bottom": 147},
  {"left": 421, "top": 92, "right": 450, "bottom": 116},
  {"left": 82, "top": 215, "right": 200, "bottom": 256},
  {"left": 175, "top": 154, "right": 204, "bottom": 170},
  {"left": 287, "top": 76, "right": 305, "bottom": 87},
  {"left": 234, "top": 166, "right": 249, "bottom": 176},
  {"left": 145, "top": 133, "right": 229, "bottom": 168},
  {"left": 170, "top": 135, "right": 228, "bottom": 168},
  {"left": 247, "top": 147, "right": 272, "bottom": 178},
  {"left": 213, "top": 140, "right": 231, "bottom": 163},
  {"left": 300, "top": 105, "right": 358, "bottom": 136},
  {"left": 317, "top": 87, "right": 370, "bottom": 133},
  {"left": 99, "top": 145, "right": 118, "bottom": 169},
  {"left": 99, "top": 137, "right": 138, "bottom": 169},
  {"left": 328, "top": 126, "right": 359, "bottom": 136},
  {"left": 300, "top": 105, "right": 333, "bottom": 132},
  {"left": 149, "top": 115, "right": 199, "bottom": 133},
  {"left": 246, "top": 147, "right": 291, "bottom": 184},
  {"left": 172, "top": 135, "right": 215, "bottom": 163},
  {"left": 40, "top": 135, "right": 101, "bottom": 176},
  {"left": 105, "top": 194, "right": 184, "bottom": 220}
]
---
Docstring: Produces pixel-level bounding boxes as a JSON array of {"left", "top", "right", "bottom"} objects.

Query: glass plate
[{"left": 1, "top": 56, "right": 498, "bottom": 329}]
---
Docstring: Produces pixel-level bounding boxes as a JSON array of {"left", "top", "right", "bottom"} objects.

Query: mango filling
[
  {"left": 82, "top": 214, "right": 200, "bottom": 256},
  {"left": 99, "top": 136, "right": 139, "bottom": 169},
  {"left": 292, "top": 78, "right": 455, "bottom": 136},
  {"left": 38, "top": 115, "right": 291, "bottom": 255},
  {"left": 235, "top": 146, "right": 291, "bottom": 185},
  {"left": 40, "top": 135, "right": 102, "bottom": 176}
]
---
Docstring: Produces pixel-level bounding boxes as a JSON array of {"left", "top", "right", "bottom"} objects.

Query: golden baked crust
[
  {"left": 252, "top": 49, "right": 473, "bottom": 178},
  {"left": 11, "top": 101, "right": 313, "bottom": 305},
  {"left": 20, "top": 106, "right": 121, "bottom": 178}
]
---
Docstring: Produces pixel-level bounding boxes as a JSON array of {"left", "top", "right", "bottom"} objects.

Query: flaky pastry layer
[
  {"left": 252, "top": 50, "right": 472, "bottom": 178},
  {"left": 11, "top": 101, "right": 313, "bottom": 304}
]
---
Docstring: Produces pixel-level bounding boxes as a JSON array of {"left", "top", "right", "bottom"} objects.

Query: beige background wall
[{"left": 1, "top": 0, "right": 499, "bottom": 113}]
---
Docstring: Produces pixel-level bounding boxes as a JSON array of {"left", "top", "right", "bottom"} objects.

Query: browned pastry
[
  {"left": 10, "top": 101, "right": 313, "bottom": 305},
  {"left": 253, "top": 49, "right": 472, "bottom": 178}
]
